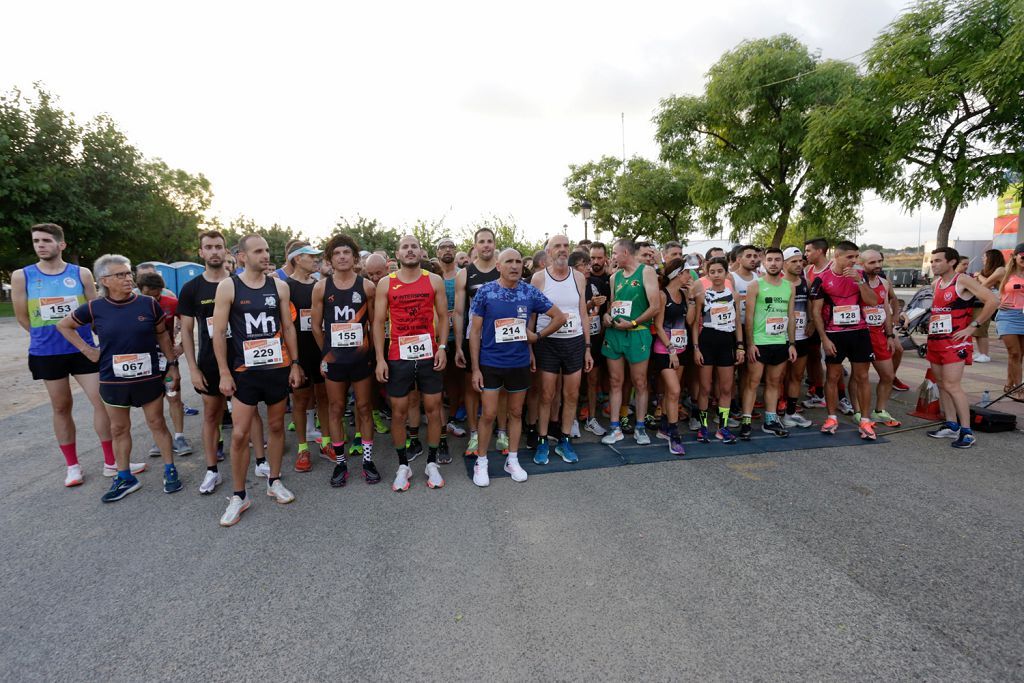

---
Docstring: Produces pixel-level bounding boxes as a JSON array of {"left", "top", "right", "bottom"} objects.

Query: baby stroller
[{"left": 896, "top": 284, "right": 933, "bottom": 357}]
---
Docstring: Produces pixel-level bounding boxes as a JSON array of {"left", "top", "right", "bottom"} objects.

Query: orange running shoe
[
  {"left": 294, "top": 449, "right": 312, "bottom": 472},
  {"left": 820, "top": 416, "right": 839, "bottom": 434},
  {"left": 858, "top": 420, "right": 877, "bottom": 440}
]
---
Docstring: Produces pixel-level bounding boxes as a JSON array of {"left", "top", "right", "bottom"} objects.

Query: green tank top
[
  {"left": 752, "top": 276, "right": 791, "bottom": 346},
  {"left": 611, "top": 264, "right": 650, "bottom": 330}
]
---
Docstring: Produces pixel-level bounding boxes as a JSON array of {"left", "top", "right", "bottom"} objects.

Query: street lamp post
[{"left": 580, "top": 200, "right": 593, "bottom": 241}]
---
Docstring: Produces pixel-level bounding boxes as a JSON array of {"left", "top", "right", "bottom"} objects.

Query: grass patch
[{"left": 0, "top": 302, "right": 13, "bottom": 317}]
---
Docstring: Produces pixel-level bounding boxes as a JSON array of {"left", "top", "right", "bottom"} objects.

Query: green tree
[
  {"left": 805, "top": 0, "right": 1024, "bottom": 248},
  {"left": 226, "top": 215, "right": 307, "bottom": 265},
  {"left": 654, "top": 35, "right": 863, "bottom": 248},
  {"left": 563, "top": 156, "right": 637, "bottom": 239},
  {"left": 457, "top": 215, "right": 545, "bottom": 258},
  {"left": 614, "top": 158, "right": 702, "bottom": 244},
  {"left": 331, "top": 215, "right": 401, "bottom": 255},
  {"left": 409, "top": 216, "right": 448, "bottom": 254}
]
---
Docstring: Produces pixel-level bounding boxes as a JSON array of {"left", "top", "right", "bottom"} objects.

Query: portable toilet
[
  {"left": 171, "top": 261, "right": 203, "bottom": 296},
  {"left": 147, "top": 262, "right": 177, "bottom": 294}
]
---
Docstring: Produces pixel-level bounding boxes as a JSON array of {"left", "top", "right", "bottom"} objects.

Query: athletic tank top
[
  {"left": 732, "top": 270, "right": 756, "bottom": 324},
  {"left": 810, "top": 267, "right": 867, "bottom": 333},
  {"left": 653, "top": 288, "right": 689, "bottom": 354},
  {"left": 286, "top": 276, "right": 319, "bottom": 361},
  {"left": 862, "top": 278, "right": 889, "bottom": 330},
  {"left": 537, "top": 268, "right": 583, "bottom": 338},
  {"left": 228, "top": 275, "right": 289, "bottom": 372},
  {"left": 791, "top": 276, "right": 810, "bottom": 341},
  {"left": 929, "top": 274, "right": 974, "bottom": 340},
  {"left": 444, "top": 273, "right": 457, "bottom": 341},
  {"left": 322, "top": 274, "right": 370, "bottom": 361},
  {"left": 611, "top": 264, "right": 650, "bottom": 329},
  {"left": 387, "top": 270, "right": 437, "bottom": 361},
  {"left": 752, "top": 277, "right": 791, "bottom": 346},
  {"left": 464, "top": 262, "right": 499, "bottom": 329},
  {"left": 24, "top": 263, "right": 94, "bottom": 355},
  {"left": 702, "top": 287, "right": 737, "bottom": 333},
  {"left": 999, "top": 273, "right": 1024, "bottom": 310}
]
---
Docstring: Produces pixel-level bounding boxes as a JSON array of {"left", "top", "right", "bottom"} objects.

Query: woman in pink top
[{"left": 996, "top": 243, "right": 1024, "bottom": 401}]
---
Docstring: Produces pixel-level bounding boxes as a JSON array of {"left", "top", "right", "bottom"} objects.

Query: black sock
[
  {"left": 234, "top": 489, "right": 246, "bottom": 500},
  {"left": 549, "top": 421, "right": 561, "bottom": 439},
  {"left": 409, "top": 427, "right": 419, "bottom": 440},
  {"left": 397, "top": 446, "right": 408, "bottom": 466},
  {"left": 786, "top": 397, "right": 797, "bottom": 416},
  {"left": 207, "top": 465, "right": 218, "bottom": 473},
  {"left": 256, "top": 457, "right": 267, "bottom": 466},
  {"left": 527, "top": 422, "right": 537, "bottom": 432},
  {"left": 815, "top": 385, "right": 824, "bottom": 399},
  {"left": 268, "top": 477, "right": 278, "bottom": 486},
  {"left": 428, "top": 445, "right": 438, "bottom": 464},
  {"left": 439, "top": 436, "right": 448, "bottom": 447}
]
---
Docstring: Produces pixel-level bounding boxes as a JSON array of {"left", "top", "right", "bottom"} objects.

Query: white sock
[
  {"left": 174, "top": 432, "right": 184, "bottom": 440},
  {"left": 507, "top": 451, "right": 518, "bottom": 460}
]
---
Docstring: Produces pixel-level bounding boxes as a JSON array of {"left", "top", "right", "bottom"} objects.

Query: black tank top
[
  {"left": 229, "top": 275, "right": 288, "bottom": 371},
  {"left": 663, "top": 288, "right": 688, "bottom": 330},
  {"left": 464, "top": 262, "right": 499, "bottom": 327},
  {"left": 322, "top": 274, "right": 370, "bottom": 361},
  {"left": 286, "top": 276, "right": 318, "bottom": 359}
]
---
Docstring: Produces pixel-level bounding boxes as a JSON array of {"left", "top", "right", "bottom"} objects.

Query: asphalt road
[{"left": 1, "top": 384, "right": 1022, "bottom": 681}]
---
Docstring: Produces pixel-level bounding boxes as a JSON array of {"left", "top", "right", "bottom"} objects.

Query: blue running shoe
[
  {"left": 555, "top": 438, "right": 578, "bottom": 463},
  {"left": 454, "top": 405, "right": 467, "bottom": 422},
  {"left": 669, "top": 433, "right": 686, "bottom": 456},
  {"left": 696, "top": 426, "right": 711, "bottom": 444},
  {"left": 951, "top": 432, "right": 976, "bottom": 449},
  {"left": 184, "top": 405, "right": 199, "bottom": 416},
  {"left": 533, "top": 440, "right": 550, "bottom": 465},
  {"left": 102, "top": 475, "right": 141, "bottom": 503},
  {"left": 718, "top": 427, "right": 738, "bottom": 445},
  {"left": 163, "top": 466, "right": 183, "bottom": 494}
]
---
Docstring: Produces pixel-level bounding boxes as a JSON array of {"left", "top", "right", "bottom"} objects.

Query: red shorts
[
  {"left": 926, "top": 337, "right": 973, "bottom": 366},
  {"left": 868, "top": 327, "right": 893, "bottom": 361}
]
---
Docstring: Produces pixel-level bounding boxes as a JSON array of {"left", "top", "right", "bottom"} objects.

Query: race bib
[
  {"left": 610, "top": 300, "right": 632, "bottom": 318},
  {"left": 832, "top": 305, "right": 860, "bottom": 326},
  {"left": 330, "top": 322, "right": 363, "bottom": 348},
  {"left": 710, "top": 305, "right": 734, "bottom": 327},
  {"left": 398, "top": 333, "right": 433, "bottom": 360},
  {"left": 928, "top": 314, "right": 952, "bottom": 335},
  {"left": 794, "top": 311, "right": 807, "bottom": 336},
  {"left": 552, "top": 312, "right": 580, "bottom": 338},
  {"left": 589, "top": 315, "right": 600, "bottom": 336},
  {"left": 299, "top": 309, "right": 312, "bottom": 332},
  {"left": 669, "top": 328, "right": 688, "bottom": 349},
  {"left": 864, "top": 306, "right": 886, "bottom": 327},
  {"left": 39, "top": 296, "right": 77, "bottom": 321},
  {"left": 765, "top": 316, "right": 787, "bottom": 335},
  {"left": 243, "top": 338, "right": 283, "bottom": 367},
  {"left": 495, "top": 318, "right": 527, "bottom": 343},
  {"left": 206, "top": 317, "right": 231, "bottom": 338},
  {"left": 112, "top": 353, "right": 152, "bottom": 379}
]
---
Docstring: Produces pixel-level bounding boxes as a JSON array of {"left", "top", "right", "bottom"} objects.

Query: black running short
[
  {"left": 752, "top": 343, "right": 790, "bottom": 366},
  {"left": 825, "top": 328, "right": 875, "bottom": 365},
  {"left": 535, "top": 335, "right": 585, "bottom": 374},
  {"left": 385, "top": 359, "right": 443, "bottom": 397},
  {"left": 100, "top": 378, "right": 164, "bottom": 408},
  {"left": 295, "top": 350, "right": 325, "bottom": 388},
  {"left": 231, "top": 367, "right": 290, "bottom": 406},
  {"left": 698, "top": 328, "right": 736, "bottom": 367},
  {"left": 194, "top": 357, "right": 223, "bottom": 397},
  {"left": 793, "top": 338, "right": 812, "bottom": 359},
  {"left": 480, "top": 364, "right": 531, "bottom": 392},
  {"left": 589, "top": 334, "right": 606, "bottom": 370},
  {"left": 29, "top": 352, "right": 99, "bottom": 381},
  {"left": 325, "top": 355, "right": 372, "bottom": 384}
]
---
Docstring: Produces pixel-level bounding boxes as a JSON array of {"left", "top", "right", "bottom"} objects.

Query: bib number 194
[{"left": 398, "top": 334, "right": 433, "bottom": 360}]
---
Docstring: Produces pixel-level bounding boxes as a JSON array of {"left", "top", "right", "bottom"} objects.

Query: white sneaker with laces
[
  {"left": 569, "top": 420, "right": 581, "bottom": 438},
  {"left": 64, "top": 464, "right": 83, "bottom": 487},
  {"left": 473, "top": 457, "right": 490, "bottom": 487},
  {"left": 199, "top": 470, "right": 222, "bottom": 495},
  {"left": 504, "top": 455, "right": 528, "bottom": 482},
  {"left": 782, "top": 413, "right": 813, "bottom": 428},
  {"left": 601, "top": 428, "right": 624, "bottom": 445},
  {"left": 446, "top": 421, "right": 467, "bottom": 437},
  {"left": 392, "top": 464, "right": 412, "bottom": 492},
  {"left": 973, "top": 353, "right": 991, "bottom": 363},
  {"left": 634, "top": 428, "right": 651, "bottom": 445},
  {"left": 838, "top": 398, "right": 855, "bottom": 415},
  {"left": 584, "top": 418, "right": 606, "bottom": 436},
  {"left": 254, "top": 461, "right": 271, "bottom": 478},
  {"left": 801, "top": 396, "right": 826, "bottom": 409},
  {"left": 266, "top": 479, "right": 295, "bottom": 503},
  {"left": 425, "top": 462, "right": 444, "bottom": 489},
  {"left": 689, "top": 417, "right": 701, "bottom": 432},
  {"left": 103, "top": 462, "right": 146, "bottom": 477},
  {"left": 220, "top": 495, "right": 251, "bottom": 526}
]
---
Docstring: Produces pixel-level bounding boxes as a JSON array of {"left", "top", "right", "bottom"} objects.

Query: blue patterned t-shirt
[{"left": 470, "top": 280, "right": 553, "bottom": 368}]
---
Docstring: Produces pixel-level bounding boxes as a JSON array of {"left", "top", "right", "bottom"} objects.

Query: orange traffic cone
[{"left": 909, "top": 368, "right": 943, "bottom": 420}]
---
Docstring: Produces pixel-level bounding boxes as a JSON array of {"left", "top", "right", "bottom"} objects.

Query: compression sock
[
  {"left": 234, "top": 490, "right": 246, "bottom": 500},
  {"left": 741, "top": 414, "right": 752, "bottom": 426},
  {"left": 786, "top": 397, "right": 797, "bottom": 415},
  {"left": 718, "top": 406, "right": 730, "bottom": 426},
  {"left": 428, "top": 444, "right": 438, "bottom": 464},
  {"left": 699, "top": 410, "right": 709, "bottom": 428},
  {"left": 331, "top": 442, "right": 345, "bottom": 462},
  {"left": 100, "top": 440, "right": 115, "bottom": 467},
  {"left": 59, "top": 443, "right": 79, "bottom": 467},
  {"left": 397, "top": 446, "right": 408, "bottom": 466},
  {"left": 361, "top": 439, "right": 374, "bottom": 462}
]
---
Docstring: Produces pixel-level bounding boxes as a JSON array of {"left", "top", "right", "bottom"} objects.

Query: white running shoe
[
  {"left": 392, "top": 464, "right": 412, "bottom": 492},
  {"left": 425, "top": 462, "right": 444, "bottom": 489},
  {"left": 569, "top": 420, "right": 581, "bottom": 438},
  {"left": 473, "top": 457, "right": 490, "bottom": 487},
  {"left": 64, "top": 464, "right": 84, "bottom": 487},
  {"left": 504, "top": 455, "right": 528, "bottom": 483},
  {"left": 600, "top": 428, "right": 624, "bottom": 445},
  {"left": 103, "top": 462, "right": 146, "bottom": 477},
  {"left": 782, "top": 413, "right": 813, "bottom": 429},
  {"left": 254, "top": 461, "right": 271, "bottom": 478},
  {"left": 220, "top": 495, "right": 251, "bottom": 526},
  {"left": 689, "top": 417, "right": 701, "bottom": 432},
  {"left": 838, "top": 398, "right": 855, "bottom": 416},
  {"left": 584, "top": 418, "right": 606, "bottom": 436},
  {"left": 266, "top": 479, "right": 295, "bottom": 504},
  {"left": 973, "top": 353, "right": 991, "bottom": 363},
  {"left": 199, "top": 470, "right": 222, "bottom": 495},
  {"left": 801, "top": 396, "right": 827, "bottom": 409},
  {"left": 446, "top": 421, "right": 467, "bottom": 437},
  {"left": 634, "top": 428, "right": 651, "bottom": 445}
]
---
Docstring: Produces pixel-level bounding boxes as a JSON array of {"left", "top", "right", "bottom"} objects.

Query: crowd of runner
[{"left": 13, "top": 222, "right": 1024, "bottom": 526}]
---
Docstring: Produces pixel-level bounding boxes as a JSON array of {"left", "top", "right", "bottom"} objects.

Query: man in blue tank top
[{"left": 11, "top": 223, "right": 134, "bottom": 489}]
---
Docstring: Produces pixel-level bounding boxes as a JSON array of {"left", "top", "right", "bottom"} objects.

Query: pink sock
[
  {"left": 100, "top": 440, "right": 116, "bottom": 467},
  {"left": 59, "top": 443, "right": 79, "bottom": 467}
]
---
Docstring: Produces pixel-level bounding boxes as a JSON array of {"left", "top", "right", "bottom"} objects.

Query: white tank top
[
  {"left": 732, "top": 270, "right": 756, "bottom": 323},
  {"left": 537, "top": 268, "right": 583, "bottom": 338}
]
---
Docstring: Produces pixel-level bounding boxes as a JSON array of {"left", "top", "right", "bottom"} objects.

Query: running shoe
[
  {"left": 392, "top": 464, "right": 412, "bottom": 492},
  {"left": 446, "top": 421, "right": 467, "bottom": 438},
  {"left": 656, "top": 427, "right": 671, "bottom": 441},
  {"left": 669, "top": 433, "right": 686, "bottom": 456},
  {"left": 103, "top": 462, "right": 146, "bottom": 477},
  {"left": 172, "top": 435, "right": 193, "bottom": 456},
  {"left": 871, "top": 410, "right": 901, "bottom": 428},
  {"left": 858, "top": 420, "right": 877, "bottom": 441},
  {"left": 266, "top": 479, "right": 295, "bottom": 503},
  {"left": 101, "top": 476, "right": 141, "bottom": 503},
  {"left": 464, "top": 432, "right": 479, "bottom": 457},
  {"left": 951, "top": 432, "right": 976, "bottom": 449},
  {"left": 148, "top": 443, "right": 161, "bottom": 457},
  {"left": 406, "top": 438, "right": 423, "bottom": 461},
  {"left": 220, "top": 495, "right": 251, "bottom": 526},
  {"left": 64, "top": 464, "right": 83, "bottom": 487},
  {"left": 525, "top": 425, "right": 539, "bottom": 449},
  {"left": 620, "top": 416, "right": 635, "bottom": 435},
  {"left": 320, "top": 442, "right": 338, "bottom": 463},
  {"left": 184, "top": 405, "right": 199, "bottom": 416},
  {"left": 330, "top": 462, "right": 348, "bottom": 487},
  {"left": 348, "top": 440, "right": 363, "bottom": 457},
  {"left": 254, "top": 461, "right": 271, "bottom": 478},
  {"left": 716, "top": 428, "right": 738, "bottom": 445},
  {"left": 762, "top": 421, "right": 789, "bottom": 437},
  {"left": 454, "top": 405, "right": 467, "bottom": 422},
  {"left": 437, "top": 440, "right": 452, "bottom": 465},
  {"left": 600, "top": 428, "right": 624, "bottom": 445},
  {"left": 584, "top": 418, "right": 606, "bottom": 436},
  {"left": 738, "top": 423, "right": 752, "bottom": 441},
  {"left": 533, "top": 440, "right": 550, "bottom": 465},
  {"left": 689, "top": 416, "right": 701, "bottom": 432},
  {"left": 852, "top": 412, "right": 862, "bottom": 423},
  {"left": 305, "top": 428, "right": 322, "bottom": 442},
  {"left": 473, "top": 456, "right": 490, "bottom": 487},
  {"left": 163, "top": 466, "right": 183, "bottom": 493},
  {"left": 362, "top": 460, "right": 382, "bottom": 484},
  {"left": 295, "top": 450, "right": 312, "bottom": 472},
  {"left": 892, "top": 377, "right": 910, "bottom": 392},
  {"left": 555, "top": 439, "right": 579, "bottom": 464},
  {"left": 715, "top": 416, "right": 740, "bottom": 429},
  {"left": 634, "top": 427, "right": 651, "bottom": 445},
  {"left": 696, "top": 427, "right": 711, "bottom": 443},
  {"left": 782, "top": 413, "right": 813, "bottom": 429},
  {"left": 496, "top": 431, "right": 509, "bottom": 454},
  {"left": 973, "top": 353, "right": 991, "bottom": 363},
  {"left": 425, "top": 462, "right": 445, "bottom": 489},
  {"left": 199, "top": 470, "right": 222, "bottom": 495},
  {"left": 820, "top": 417, "right": 839, "bottom": 435},
  {"left": 644, "top": 414, "right": 657, "bottom": 431},
  {"left": 838, "top": 397, "right": 855, "bottom": 416},
  {"left": 569, "top": 420, "right": 581, "bottom": 439},
  {"left": 801, "top": 396, "right": 827, "bottom": 409},
  {"left": 372, "top": 410, "right": 390, "bottom": 434},
  {"left": 928, "top": 425, "right": 960, "bottom": 439},
  {"left": 504, "top": 455, "right": 528, "bottom": 482}
]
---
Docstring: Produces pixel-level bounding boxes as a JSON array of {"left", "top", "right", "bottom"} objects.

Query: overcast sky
[{"left": 3, "top": 0, "right": 999, "bottom": 249}]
